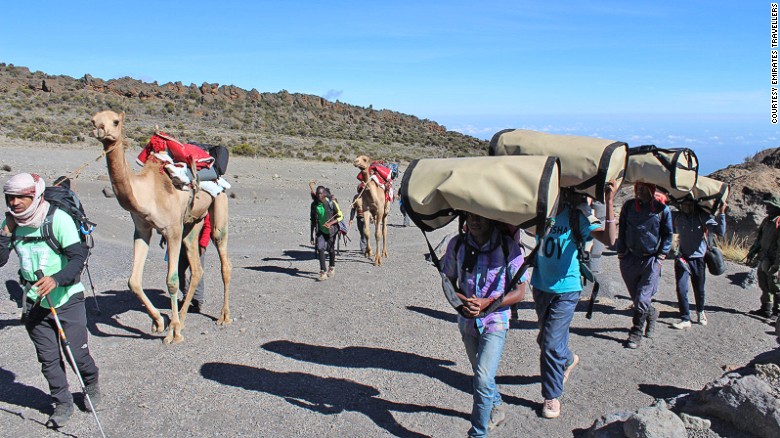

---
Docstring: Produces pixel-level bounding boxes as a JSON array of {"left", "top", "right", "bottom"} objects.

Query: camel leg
[
  {"left": 163, "top": 229, "right": 185, "bottom": 344},
  {"left": 374, "top": 216, "right": 382, "bottom": 266},
  {"left": 381, "top": 213, "right": 389, "bottom": 258},
  {"left": 362, "top": 210, "right": 373, "bottom": 258},
  {"left": 179, "top": 221, "right": 204, "bottom": 324},
  {"left": 210, "top": 194, "right": 232, "bottom": 326},
  {"left": 128, "top": 225, "right": 166, "bottom": 334}
]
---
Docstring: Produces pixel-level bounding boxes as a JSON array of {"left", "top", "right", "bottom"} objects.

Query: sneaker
[
  {"left": 671, "top": 320, "right": 692, "bottom": 329},
  {"left": 318, "top": 271, "right": 328, "bottom": 281},
  {"left": 190, "top": 299, "right": 202, "bottom": 314},
  {"left": 85, "top": 382, "right": 101, "bottom": 411},
  {"left": 626, "top": 340, "right": 640, "bottom": 349},
  {"left": 488, "top": 404, "right": 506, "bottom": 430},
  {"left": 697, "top": 311, "right": 707, "bottom": 326},
  {"left": 542, "top": 398, "right": 560, "bottom": 419},
  {"left": 626, "top": 333, "right": 641, "bottom": 349},
  {"left": 327, "top": 267, "right": 336, "bottom": 278},
  {"left": 46, "top": 402, "right": 74, "bottom": 428},
  {"left": 563, "top": 354, "right": 579, "bottom": 384}
]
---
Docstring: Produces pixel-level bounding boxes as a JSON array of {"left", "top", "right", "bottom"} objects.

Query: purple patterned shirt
[{"left": 442, "top": 229, "right": 525, "bottom": 337}]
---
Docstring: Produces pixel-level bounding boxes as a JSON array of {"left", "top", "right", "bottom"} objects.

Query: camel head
[
  {"left": 92, "top": 110, "right": 125, "bottom": 147},
  {"left": 353, "top": 155, "right": 370, "bottom": 170}
]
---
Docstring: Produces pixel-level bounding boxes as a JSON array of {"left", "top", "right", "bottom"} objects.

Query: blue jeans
[
  {"left": 461, "top": 327, "right": 507, "bottom": 438},
  {"left": 675, "top": 257, "right": 706, "bottom": 320},
  {"left": 533, "top": 288, "right": 579, "bottom": 400}
]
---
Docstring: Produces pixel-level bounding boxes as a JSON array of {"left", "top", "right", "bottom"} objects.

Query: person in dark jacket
[
  {"left": 670, "top": 198, "right": 727, "bottom": 329},
  {"left": 746, "top": 195, "right": 780, "bottom": 321},
  {"left": 0, "top": 173, "right": 99, "bottom": 429},
  {"left": 616, "top": 182, "right": 673, "bottom": 349}
]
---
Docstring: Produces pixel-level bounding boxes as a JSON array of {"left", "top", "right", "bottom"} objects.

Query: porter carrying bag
[
  {"left": 489, "top": 129, "right": 628, "bottom": 203},
  {"left": 400, "top": 155, "right": 560, "bottom": 237},
  {"left": 667, "top": 175, "right": 729, "bottom": 215},
  {"left": 624, "top": 145, "right": 699, "bottom": 193}
]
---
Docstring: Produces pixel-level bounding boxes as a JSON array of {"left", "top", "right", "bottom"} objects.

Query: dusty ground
[{"left": 0, "top": 141, "right": 777, "bottom": 438}]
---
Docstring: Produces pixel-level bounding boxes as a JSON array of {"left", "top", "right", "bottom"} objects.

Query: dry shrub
[{"left": 715, "top": 233, "right": 749, "bottom": 264}]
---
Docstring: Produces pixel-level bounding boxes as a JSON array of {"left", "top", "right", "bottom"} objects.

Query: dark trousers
[
  {"left": 675, "top": 257, "right": 706, "bottom": 320},
  {"left": 620, "top": 254, "right": 661, "bottom": 338},
  {"left": 316, "top": 232, "right": 336, "bottom": 272},
  {"left": 178, "top": 248, "right": 206, "bottom": 303},
  {"left": 25, "top": 293, "right": 99, "bottom": 405},
  {"left": 356, "top": 216, "right": 368, "bottom": 254}
]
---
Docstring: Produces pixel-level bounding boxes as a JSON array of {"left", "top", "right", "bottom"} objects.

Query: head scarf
[{"left": 3, "top": 173, "right": 50, "bottom": 228}]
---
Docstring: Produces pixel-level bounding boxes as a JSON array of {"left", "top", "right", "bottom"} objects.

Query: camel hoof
[
  {"left": 217, "top": 317, "right": 233, "bottom": 326},
  {"left": 151, "top": 318, "right": 165, "bottom": 333}
]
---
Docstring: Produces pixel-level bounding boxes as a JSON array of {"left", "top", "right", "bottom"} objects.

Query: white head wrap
[{"left": 3, "top": 173, "right": 50, "bottom": 228}]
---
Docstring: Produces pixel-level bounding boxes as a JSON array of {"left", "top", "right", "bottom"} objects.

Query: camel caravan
[{"left": 85, "top": 110, "right": 729, "bottom": 345}]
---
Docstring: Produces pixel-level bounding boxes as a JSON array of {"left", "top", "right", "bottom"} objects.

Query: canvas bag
[
  {"left": 625, "top": 145, "right": 699, "bottom": 193},
  {"left": 667, "top": 175, "right": 729, "bottom": 215},
  {"left": 488, "top": 129, "right": 628, "bottom": 203},
  {"left": 399, "top": 155, "right": 560, "bottom": 237}
]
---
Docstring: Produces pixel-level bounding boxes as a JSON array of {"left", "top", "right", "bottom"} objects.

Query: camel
[
  {"left": 353, "top": 155, "right": 391, "bottom": 266},
  {"left": 91, "top": 110, "right": 232, "bottom": 344}
]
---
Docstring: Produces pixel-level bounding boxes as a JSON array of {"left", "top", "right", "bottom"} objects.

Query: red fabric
[
  {"left": 138, "top": 132, "right": 214, "bottom": 170},
  {"left": 199, "top": 214, "right": 211, "bottom": 248},
  {"left": 355, "top": 164, "right": 392, "bottom": 184}
]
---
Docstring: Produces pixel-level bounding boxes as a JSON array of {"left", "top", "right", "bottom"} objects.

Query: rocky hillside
[
  {"left": 709, "top": 148, "right": 780, "bottom": 239},
  {"left": 0, "top": 62, "right": 486, "bottom": 162}
]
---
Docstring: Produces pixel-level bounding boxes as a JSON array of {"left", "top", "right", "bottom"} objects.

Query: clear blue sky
[{"left": 1, "top": 1, "right": 775, "bottom": 173}]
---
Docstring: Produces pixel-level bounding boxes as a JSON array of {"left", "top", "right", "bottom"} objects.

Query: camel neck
[{"left": 104, "top": 140, "right": 141, "bottom": 211}]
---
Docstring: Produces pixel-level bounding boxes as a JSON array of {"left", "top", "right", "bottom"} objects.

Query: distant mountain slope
[{"left": 0, "top": 62, "right": 487, "bottom": 162}]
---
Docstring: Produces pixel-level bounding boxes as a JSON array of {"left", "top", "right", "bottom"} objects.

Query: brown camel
[
  {"left": 91, "top": 110, "right": 232, "bottom": 344},
  {"left": 353, "top": 155, "right": 390, "bottom": 266}
]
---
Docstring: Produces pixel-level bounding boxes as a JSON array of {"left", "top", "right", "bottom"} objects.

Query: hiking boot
[
  {"left": 488, "top": 404, "right": 506, "bottom": 430},
  {"left": 46, "top": 402, "right": 74, "bottom": 429},
  {"left": 697, "top": 311, "right": 707, "bottom": 326},
  {"left": 625, "top": 333, "right": 641, "bottom": 349},
  {"left": 749, "top": 308, "right": 773, "bottom": 319},
  {"left": 327, "top": 267, "right": 336, "bottom": 278},
  {"left": 318, "top": 271, "right": 328, "bottom": 281},
  {"left": 671, "top": 320, "right": 692, "bottom": 330},
  {"left": 85, "top": 382, "right": 101, "bottom": 411},
  {"left": 645, "top": 307, "right": 658, "bottom": 338},
  {"left": 563, "top": 354, "right": 579, "bottom": 384},
  {"left": 542, "top": 399, "right": 560, "bottom": 419}
]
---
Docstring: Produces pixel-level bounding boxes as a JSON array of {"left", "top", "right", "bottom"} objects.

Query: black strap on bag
[
  {"left": 569, "top": 208, "right": 600, "bottom": 319},
  {"left": 422, "top": 230, "right": 537, "bottom": 319}
]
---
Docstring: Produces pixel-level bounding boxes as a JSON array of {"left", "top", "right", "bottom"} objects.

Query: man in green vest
[{"left": 747, "top": 195, "right": 780, "bottom": 321}]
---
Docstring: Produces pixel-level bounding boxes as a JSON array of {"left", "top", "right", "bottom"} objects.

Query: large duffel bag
[
  {"left": 399, "top": 155, "right": 560, "bottom": 237},
  {"left": 489, "top": 129, "right": 627, "bottom": 203},
  {"left": 667, "top": 175, "right": 729, "bottom": 215},
  {"left": 624, "top": 145, "right": 699, "bottom": 193}
]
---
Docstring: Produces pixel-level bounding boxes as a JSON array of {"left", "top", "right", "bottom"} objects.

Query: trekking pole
[
  {"left": 84, "top": 260, "right": 102, "bottom": 316},
  {"left": 35, "top": 271, "right": 107, "bottom": 438}
]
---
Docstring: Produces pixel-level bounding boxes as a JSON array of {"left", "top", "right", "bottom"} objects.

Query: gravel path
[{"left": 0, "top": 141, "right": 775, "bottom": 438}]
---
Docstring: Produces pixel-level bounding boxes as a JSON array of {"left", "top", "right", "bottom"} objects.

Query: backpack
[
  {"left": 190, "top": 142, "right": 230, "bottom": 176},
  {"left": 10, "top": 176, "right": 95, "bottom": 256},
  {"left": 389, "top": 163, "right": 400, "bottom": 180}
]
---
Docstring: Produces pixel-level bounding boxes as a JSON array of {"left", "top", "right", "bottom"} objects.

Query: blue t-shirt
[{"left": 531, "top": 205, "right": 600, "bottom": 294}]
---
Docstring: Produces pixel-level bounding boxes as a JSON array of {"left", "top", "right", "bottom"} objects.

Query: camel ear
[
  {"left": 119, "top": 112, "right": 125, "bottom": 123},
  {"left": 154, "top": 124, "right": 159, "bottom": 134}
]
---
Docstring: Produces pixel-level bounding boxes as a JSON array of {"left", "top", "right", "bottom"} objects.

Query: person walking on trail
[
  {"left": 310, "top": 186, "right": 342, "bottom": 281},
  {"left": 531, "top": 181, "right": 617, "bottom": 419},
  {"left": 399, "top": 195, "right": 411, "bottom": 227},
  {"left": 349, "top": 185, "right": 368, "bottom": 255},
  {"left": 670, "top": 198, "right": 727, "bottom": 329},
  {"left": 178, "top": 213, "right": 211, "bottom": 314},
  {"left": 0, "top": 173, "right": 100, "bottom": 429},
  {"left": 746, "top": 195, "right": 780, "bottom": 321},
  {"left": 616, "top": 182, "right": 674, "bottom": 350},
  {"left": 441, "top": 212, "right": 527, "bottom": 438}
]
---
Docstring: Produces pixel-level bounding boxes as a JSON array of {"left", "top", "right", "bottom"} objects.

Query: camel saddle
[{"left": 138, "top": 132, "right": 215, "bottom": 171}]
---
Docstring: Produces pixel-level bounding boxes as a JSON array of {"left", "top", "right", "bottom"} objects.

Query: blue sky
[{"left": 0, "top": 1, "right": 775, "bottom": 173}]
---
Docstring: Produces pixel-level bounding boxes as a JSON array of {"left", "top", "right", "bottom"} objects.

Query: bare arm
[{"left": 590, "top": 180, "right": 618, "bottom": 246}]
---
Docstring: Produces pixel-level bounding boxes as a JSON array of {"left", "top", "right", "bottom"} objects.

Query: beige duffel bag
[
  {"left": 399, "top": 155, "right": 560, "bottom": 236},
  {"left": 625, "top": 145, "right": 699, "bottom": 193},
  {"left": 489, "top": 129, "right": 628, "bottom": 203},
  {"left": 667, "top": 175, "right": 729, "bottom": 215}
]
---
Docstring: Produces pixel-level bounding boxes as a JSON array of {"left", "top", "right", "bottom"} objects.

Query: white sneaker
[
  {"left": 671, "top": 320, "right": 692, "bottom": 329},
  {"left": 698, "top": 311, "right": 708, "bottom": 326},
  {"left": 216, "top": 177, "right": 232, "bottom": 189}
]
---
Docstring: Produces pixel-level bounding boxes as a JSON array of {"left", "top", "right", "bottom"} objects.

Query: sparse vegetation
[
  {"left": 716, "top": 232, "right": 749, "bottom": 264},
  {"left": 0, "top": 62, "right": 489, "bottom": 162}
]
